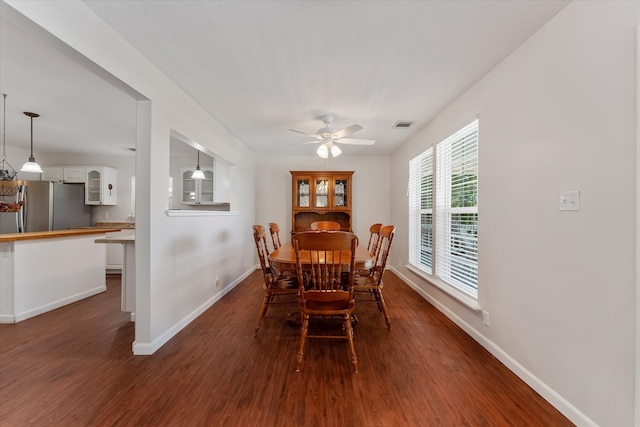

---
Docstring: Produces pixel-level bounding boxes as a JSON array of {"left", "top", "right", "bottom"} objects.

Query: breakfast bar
[
  {"left": 0, "top": 228, "right": 120, "bottom": 323},
  {"left": 94, "top": 233, "right": 135, "bottom": 321}
]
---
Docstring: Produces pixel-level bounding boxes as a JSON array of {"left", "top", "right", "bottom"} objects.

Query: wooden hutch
[{"left": 290, "top": 171, "right": 354, "bottom": 235}]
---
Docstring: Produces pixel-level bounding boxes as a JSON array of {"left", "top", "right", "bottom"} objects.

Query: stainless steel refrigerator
[{"left": 0, "top": 180, "right": 90, "bottom": 233}]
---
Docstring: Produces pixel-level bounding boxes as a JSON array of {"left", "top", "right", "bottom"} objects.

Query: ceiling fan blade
[
  {"left": 332, "top": 124, "right": 362, "bottom": 139},
  {"left": 284, "top": 140, "right": 322, "bottom": 147},
  {"left": 336, "top": 138, "right": 375, "bottom": 146},
  {"left": 289, "top": 129, "right": 322, "bottom": 139}
]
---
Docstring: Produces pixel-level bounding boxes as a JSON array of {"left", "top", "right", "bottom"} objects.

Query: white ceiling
[{"left": 1, "top": 0, "right": 569, "bottom": 158}]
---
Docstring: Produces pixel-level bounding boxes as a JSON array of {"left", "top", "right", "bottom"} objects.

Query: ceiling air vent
[{"left": 393, "top": 121, "right": 413, "bottom": 128}]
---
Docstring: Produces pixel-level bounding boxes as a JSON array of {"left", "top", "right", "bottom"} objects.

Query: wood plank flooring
[{"left": 0, "top": 271, "right": 573, "bottom": 426}]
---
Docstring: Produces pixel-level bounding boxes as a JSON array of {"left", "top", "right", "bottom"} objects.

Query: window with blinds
[
  {"left": 408, "top": 148, "right": 433, "bottom": 274},
  {"left": 409, "top": 119, "right": 479, "bottom": 298}
]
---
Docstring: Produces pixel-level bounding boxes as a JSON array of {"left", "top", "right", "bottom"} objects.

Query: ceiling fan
[{"left": 289, "top": 115, "right": 375, "bottom": 158}]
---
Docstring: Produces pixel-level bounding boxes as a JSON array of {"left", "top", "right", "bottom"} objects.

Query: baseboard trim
[
  {"left": 132, "top": 266, "right": 256, "bottom": 356},
  {"left": 389, "top": 266, "right": 596, "bottom": 427},
  {"left": 0, "top": 314, "right": 15, "bottom": 324},
  {"left": 13, "top": 285, "right": 107, "bottom": 323}
]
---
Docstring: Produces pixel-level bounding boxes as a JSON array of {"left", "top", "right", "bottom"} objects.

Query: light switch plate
[{"left": 560, "top": 190, "right": 580, "bottom": 211}]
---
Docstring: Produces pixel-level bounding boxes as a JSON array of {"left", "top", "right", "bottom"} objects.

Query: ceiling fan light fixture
[
  {"left": 316, "top": 143, "right": 329, "bottom": 158},
  {"left": 292, "top": 115, "right": 374, "bottom": 158},
  {"left": 330, "top": 142, "right": 342, "bottom": 157},
  {"left": 20, "top": 112, "right": 43, "bottom": 174}
]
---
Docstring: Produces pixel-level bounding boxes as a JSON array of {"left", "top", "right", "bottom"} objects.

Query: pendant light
[
  {"left": 20, "top": 112, "right": 43, "bottom": 173},
  {"left": 191, "top": 149, "right": 205, "bottom": 180}
]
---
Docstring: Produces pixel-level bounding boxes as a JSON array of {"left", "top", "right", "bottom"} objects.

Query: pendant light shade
[
  {"left": 191, "top": 168, "right": 205, "bottom": 180},
  {"left": 191, "top": 149, "right": 205, "bottom": 179},
  {"left": 20, "top": 112, "right": 43, "bottom": 174}
]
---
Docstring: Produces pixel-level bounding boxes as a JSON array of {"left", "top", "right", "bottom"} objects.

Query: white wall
[
  {"left": 7, "top": 1, "right": 258, "bottom": 355},
  {"left": 255, "top": 155, "right": 391, "bottom": 242},
  {"left": 390, "top": 2, "right": 638, "bottom": 426}
]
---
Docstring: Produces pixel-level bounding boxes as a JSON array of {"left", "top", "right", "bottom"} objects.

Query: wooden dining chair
[
  {"left": 293, "top": 231, "right": 359, "bottom": 373},
  {"left": 252, "top": 225, "right": 298, "bottom": 336},
  {"left": 268, "top": 222, "right": 296, "bottom": 278},
  {"left": 310, "top": 220, "right": 341, "bottom": 231},
  {"left": 268, "top": 222, "right": 282, "bottom": 250},
  {"left": 366, "top": 223, "right": 383, "bottom": 252},
  {"left": 354, "top": 225, "right": 395, "bottom": 331}
]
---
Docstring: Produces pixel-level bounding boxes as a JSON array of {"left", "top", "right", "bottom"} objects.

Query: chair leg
[
  {"left": 296, "top": 313, "right": 309, "bottom": 373},
  {"left": 344, "top": 314, "right": 358, "bottom": 373},
  {"left": 253, "top": 292, "right": 271, "bottom": 336},
  {"left": 375, "top": 290, "right": 391, "bottom": 331},
  {"left": 372, "top": 289, "right": 383, "bottom": 312}
]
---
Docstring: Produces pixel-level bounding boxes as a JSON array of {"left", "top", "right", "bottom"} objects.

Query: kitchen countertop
[
  {"left": 95, "top": 221, "right": 135, "bottom": 229},
  {"left": 94, "top": 235, "right": 135, "bottom": 244},
  {"left": 73, "top": 221, "right": 135, "bottom": 230},
  {"left": 0, "top": 228, "right": 122, "bottom": 242}
]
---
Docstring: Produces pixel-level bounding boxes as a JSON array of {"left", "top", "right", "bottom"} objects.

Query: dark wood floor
[{"left": 0, "top": 271, "right": 572, "bottom": 426}]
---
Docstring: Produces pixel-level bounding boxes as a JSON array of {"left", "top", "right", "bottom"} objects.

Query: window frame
[{"left": 408, "top": 118, "right": 479, "bottom": 303}]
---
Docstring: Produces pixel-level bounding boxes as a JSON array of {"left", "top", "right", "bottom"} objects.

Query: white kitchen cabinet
[
  {"left": 41, "top": 167, "right": 63, "bottom": 181},
  {"left": 86, "top": 166, "right": 117, "bottom": 205},
  {"left": 180, "top": 167, "right": 214, "bottom": 205},
  {"left": 41, "top": 166, "right": 86, "bottom": 183},
  {"left": 63, "top": 167, "right": 86, "bottom": 183}
]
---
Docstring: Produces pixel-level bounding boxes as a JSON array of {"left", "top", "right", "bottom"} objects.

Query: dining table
[{"left": 268, "top": 240, "right": 376, "bottom": 274}]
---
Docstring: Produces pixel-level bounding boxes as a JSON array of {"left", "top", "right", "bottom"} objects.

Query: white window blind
[
  {"left": 436, "top": 119, "right": 479, "bottom": 297},
  {"left": 408, "top": 148, "right": 433, "bottom": 274}
]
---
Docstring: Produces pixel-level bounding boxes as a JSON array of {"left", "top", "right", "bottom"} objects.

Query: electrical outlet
[
  {"left": 482, "top": 310, "right": 490, "bottom": 326},
  {"left": 215, "top": 277, "right": 221, "bottom": 286}
]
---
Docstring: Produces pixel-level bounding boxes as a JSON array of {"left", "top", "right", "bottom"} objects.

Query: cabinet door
[
  {"left": 314, "top": 176, "right": 331, "bottom": 209},
  {"left": 86, "top": 169, "right": 102, "bottom": 204},
  {"left": 182, "top": 169, "right": 198, "bottom": 204},
  {"left": 101, "top": 167, "right": 117, "bottom": 205},
  {"left": 293, "top": 176, "right": 311, "bottom": 208},
  {"left": 41, "top": 167, "right": 63, "bottom": 182},
  {"left": 332, "top": 176, "right": 351, "bottom": 210},
  {"left": 198, "top": 169, "right": 215, "bottom": 204},
  {"left": 63, "top": 167, "right": 86, "bottom": 183}
]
